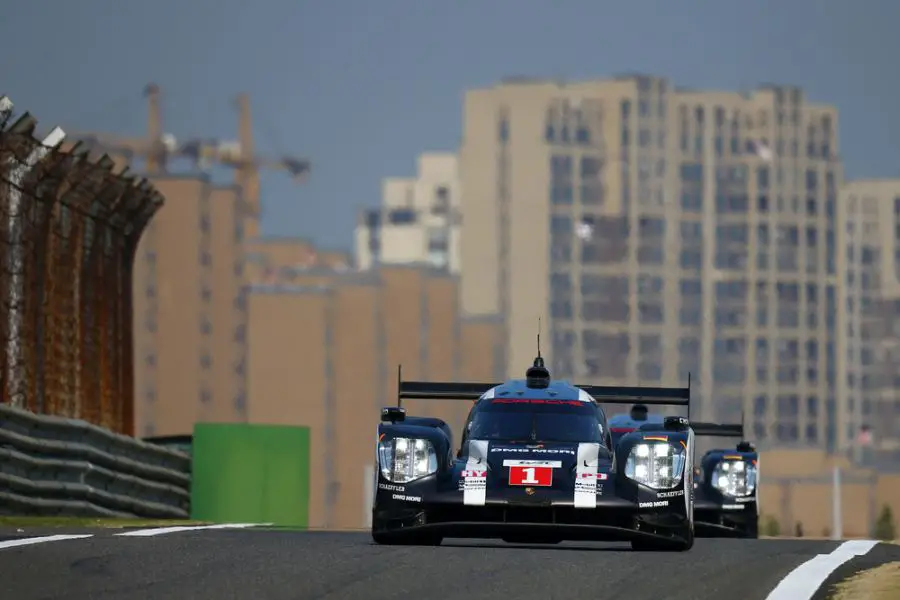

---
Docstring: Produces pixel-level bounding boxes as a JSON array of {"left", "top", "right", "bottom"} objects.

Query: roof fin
[{"left": 526, "top": 317, "right": 551, "bottom": 389}]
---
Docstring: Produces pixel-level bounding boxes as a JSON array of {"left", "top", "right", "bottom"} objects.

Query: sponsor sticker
[
  {"left": 657, "top": 490, "right": 684, "bottom": 498},
  {"left": 640, "top": 501, "right": 668, "bottom": 508},
  {"left": 643, "top": 435, "right": 668, "bottom": 442},
  {"left": 379, "top": 483, "right": 405, "bottom": 493},
  {"left": 392, "top": 493, "right": 422, "bottom": 503},
  {"left": 577, "top": 471, "right": 608, "bottom": 480},
  {"left": 722, "top": 504, "right": 745, "bottom": 510},
  {"left": 735, "top": 496, "right": 754, "bottom": 503},
  {"left": 491, "top": 447, "right": 576, "bottom": 455}
]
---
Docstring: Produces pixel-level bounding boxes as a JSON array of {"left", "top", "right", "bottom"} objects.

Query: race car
[
  {"left": 608, "top": 404, "right": 758, "bottom": 538},
  {"left": 371, "top": 353, "right": 697, "bottom": 551}
]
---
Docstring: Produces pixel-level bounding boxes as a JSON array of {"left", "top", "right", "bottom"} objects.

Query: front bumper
[
  {"left": 693, "top": 499, "right": 757, "bottom": 537},
  {"left": 373, "top": 499, "right": 691, "bottom": 543}
]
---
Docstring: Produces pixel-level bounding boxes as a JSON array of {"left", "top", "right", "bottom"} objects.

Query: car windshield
[{"left": 469, "top": 398, "right": 603, "bottom": 444}]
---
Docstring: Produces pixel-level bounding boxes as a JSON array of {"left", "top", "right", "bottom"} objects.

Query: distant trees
[{"left": 873, "top": 505, "right": 896, "bottom": 541}]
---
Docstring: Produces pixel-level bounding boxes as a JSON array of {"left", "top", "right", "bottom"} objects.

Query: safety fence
[
  {"left": 0, "top": 95, "right": 162, "bottom": 436},
  {"left": 0, "top": 402, "right": 191, "bottom": 518}
]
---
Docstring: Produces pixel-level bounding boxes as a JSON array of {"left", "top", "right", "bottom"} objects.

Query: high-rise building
[
  {"left": 458, "top": 75, "right": 844, "bottom": 449},
  {"left": 131, "top": 175, "right": 248, "bottom": 436},
  {"left": 355, "top": 152, "right": 461, "bottom": 272},
  {"left": 246, "top": 261, "right": 504, "bottom": 529},
  {"left": 838, "top": 180, "right": 900, "bottom": 464}
]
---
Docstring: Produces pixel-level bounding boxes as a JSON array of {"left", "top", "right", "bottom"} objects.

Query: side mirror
[
  {"left": 664, "top": 416, "right": 689, "bottom": 431},
  {"left": 736, "top": 441, "right": 756, "bottom": 453},
  {"left": 381, "top": 406, "right": 406, "bottom": 423}
]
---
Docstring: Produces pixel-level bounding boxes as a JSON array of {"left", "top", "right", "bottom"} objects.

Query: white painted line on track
[
  {"left": 115, "top": 523, "right": 270, "bottom": 537},
  {"left": 765, "top": 539, "right": 880, "bottom": 600},
  {"left": 0, "top": 534, "right": 94, "bottom": 550}
]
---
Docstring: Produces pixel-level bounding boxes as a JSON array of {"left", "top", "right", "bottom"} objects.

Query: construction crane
[{"left": 67, "top": 83, "right": 311, "bottom": 239}]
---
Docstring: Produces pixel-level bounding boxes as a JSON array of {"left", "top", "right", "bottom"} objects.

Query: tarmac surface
[{"left": 1, "top": 525, "right": 898, "bottom": 600}]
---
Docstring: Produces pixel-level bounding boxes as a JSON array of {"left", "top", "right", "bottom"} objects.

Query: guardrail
[{"left": 0, "top": 403, "right": 191, "bottom": 519}]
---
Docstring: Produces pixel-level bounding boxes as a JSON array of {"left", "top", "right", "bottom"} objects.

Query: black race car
[
  {"left": 608, "top": 405, "right": 759, "bottom": 538},
  {"left": 692, "top": 423, "right": 759, "bottom": 538},
  {"left": 371, "top": 354, "right": 697, "bottom": 551}
]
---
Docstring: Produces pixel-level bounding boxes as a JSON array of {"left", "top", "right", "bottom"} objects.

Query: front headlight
[
  {"left": 378, "top": 437, "right": 438, "bottom": 483},
  {"left": 624, "top": 442, "right": 686, "bottom": 489},
  {"left": 711, "top": 460, "right": 757, "bottom": 497}
]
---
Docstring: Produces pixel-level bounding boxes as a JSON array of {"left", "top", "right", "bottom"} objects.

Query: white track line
[
  {"left": 765, "top": 539, "right": 880, "bottom": 600},
  {"left": 115, "top": 523, "right": 267, "bottom": 537},
  {"left": 0, "top": 534, "right": 93, "bottom": 550}
]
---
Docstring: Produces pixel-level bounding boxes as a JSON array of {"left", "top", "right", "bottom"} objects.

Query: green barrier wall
[{"left": 190, "top": 423, "right": 310, "bottom": 527}]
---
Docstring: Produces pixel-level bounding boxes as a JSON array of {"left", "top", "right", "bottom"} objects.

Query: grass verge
[
  {"left": 0, "top": 516, "right": 211, "bottom": 529},
  {"left": 829, "top": 562, "right": 900, "bottom": 600}
]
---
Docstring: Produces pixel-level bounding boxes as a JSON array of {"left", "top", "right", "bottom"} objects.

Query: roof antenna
[{"left": 526, "top": 317, "right": 550, "bottom": 388}]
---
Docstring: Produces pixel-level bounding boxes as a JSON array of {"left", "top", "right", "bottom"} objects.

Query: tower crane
[{"left": 67, "top": 83, "right": 310, "bottom": 239}]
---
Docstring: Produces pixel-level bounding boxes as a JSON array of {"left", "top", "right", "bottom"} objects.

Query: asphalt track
[{"left": 2, "top": 526, "right": 899, "bottom": 600}]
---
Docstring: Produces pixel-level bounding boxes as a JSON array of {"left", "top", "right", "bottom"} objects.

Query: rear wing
[
  {"left": 578, "top": 372, "right": 692, "bottom": 419},
  {"left": 690, "top": 422, "right": 744, "bottom": 437},
  {"left": 395, "top": 366, "right": 692, "bottom": 419},
  {"left": 397, "top": 366, "right": 500, "bottom": 407}
]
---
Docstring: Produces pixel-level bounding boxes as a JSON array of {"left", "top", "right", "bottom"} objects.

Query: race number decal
[{"left": 508, "top": 465, "right": 553, "bottom": 486}]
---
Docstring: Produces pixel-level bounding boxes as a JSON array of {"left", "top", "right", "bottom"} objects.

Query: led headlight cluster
[
  {"left": 712, "top": 459, "right": 757, "bottom": 497},
  {"left": 624, "top": 442, "right": 686, "bottom": 489},
  {"left": 378, "top": 437, "right": 438, "bottom": 483}
]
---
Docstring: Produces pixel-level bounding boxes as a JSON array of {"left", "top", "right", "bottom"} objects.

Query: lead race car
[
  {"left": 371, "top": 352, "right": 697, "bottom": 551},
  {"left": 608, "top": 404, "right": 759, "bottom": 538}
]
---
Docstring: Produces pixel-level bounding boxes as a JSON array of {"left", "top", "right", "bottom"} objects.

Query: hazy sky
[{"left": 3, "top": 1, "right": 899, "bottom": 251}]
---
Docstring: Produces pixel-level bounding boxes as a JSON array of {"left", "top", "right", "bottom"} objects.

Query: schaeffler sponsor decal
[
  {"left": 657, "top": 490, "right": 684, "bottom": 498},
  {"left": 640, "top": 501, "right": 668, "bottom": 508},
  {"left": 463, "top": 440, "right": 489, "bottom": 506},
  {"left": 379, "top": 483, "right": 405, "bottom": 493},
  {"left": 574, "top": 443, "right": 601, "bottom": 509},
  {"left": 392, "top": 493, "right": 422, "bottom": 503},
  {"left": 491, "top": 447, "right": 576, "bottom": 455},
  {"left": 501, "top": 459, "right": 562, "bottom": 468}
]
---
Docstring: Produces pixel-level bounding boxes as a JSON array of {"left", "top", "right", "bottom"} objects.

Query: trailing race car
[
  {"left": 371, "top": 352, "right": 697, "bottom": 551},
  {"left": 608, "top": 404, "right": 758, "bottom": 538}
]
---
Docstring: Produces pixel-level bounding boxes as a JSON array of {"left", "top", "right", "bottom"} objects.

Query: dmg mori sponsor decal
[
  {"left": 657, "top": 490, "right": 684, "bottom": 498},
  {"left": 640, "top": 500, "right": 668, "bottom": 508},
  {"left": 392, "top": 493, "right": 422, "bottom": 503}
]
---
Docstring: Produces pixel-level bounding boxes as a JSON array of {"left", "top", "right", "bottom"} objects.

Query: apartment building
[
  {"left": 838, "top": 180, "right": 900, "bottom": 464},
  {"left": 355, "top": 152, "right": 461, "bottom": 272},
  {"left": 246, "top": 263, "right": 504, "bottom": 529},
  {"left": 131, "top": 175, "right": 248, "bottom": 436},
  {"left": 458, "top": 75, "right": 845, "bottom": 450}
]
